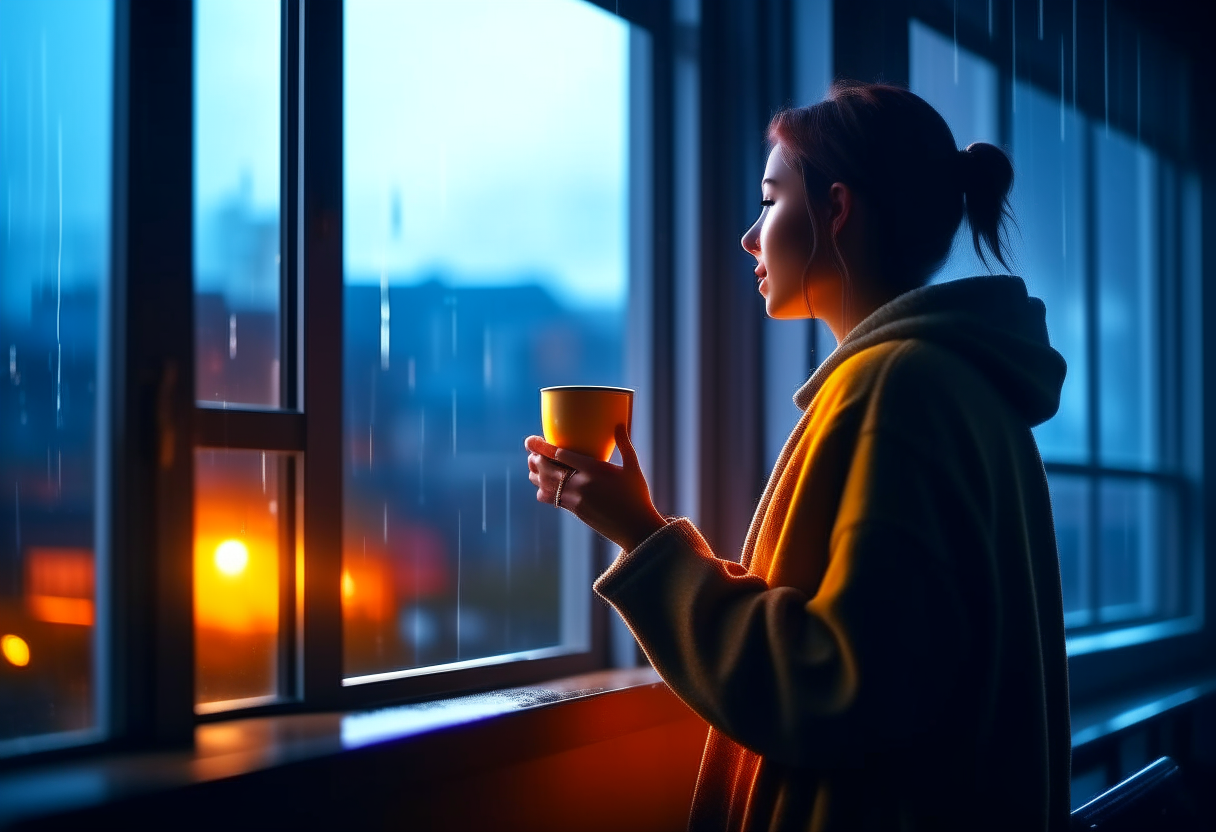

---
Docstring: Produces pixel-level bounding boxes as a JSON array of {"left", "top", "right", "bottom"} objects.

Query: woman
[{"left": 526, "top": 82, "right": 1070, "bottom": 831}]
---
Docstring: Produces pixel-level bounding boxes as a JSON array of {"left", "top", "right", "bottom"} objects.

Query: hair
[{"left": 767, "top": 80, "right": 1015, "bottom": 296}]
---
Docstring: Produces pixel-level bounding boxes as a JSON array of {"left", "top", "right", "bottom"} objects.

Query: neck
[{"left": 813, "top": 269, "right": 895, "bottom": 344}]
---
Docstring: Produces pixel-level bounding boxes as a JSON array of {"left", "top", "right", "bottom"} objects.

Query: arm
[{"left": 595, "top": 419, "right": 983, "bottom": 769}]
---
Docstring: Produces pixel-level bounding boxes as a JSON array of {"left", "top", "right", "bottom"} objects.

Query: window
[
  {"left": 0, "top": 0, "right": 111, "bottom": 753},
  {"left": 908, "top": 14, "right": 1202, "bottom": 651},
  {"left": 183, "top": 0, "right": 641, "bottom": 715},
  {"left": 340, "top": 0, "right": 630, "bottom": 682},
  {"left": 0, "top": 0, "right": 660, "bottom": 762},
  {"left": 193, "top": 0, "right": 296, "bottom": 714}
]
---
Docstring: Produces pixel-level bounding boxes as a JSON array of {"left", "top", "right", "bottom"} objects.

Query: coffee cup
[{"left": 540, "top": 386, "right": 634, "bottom": 462}]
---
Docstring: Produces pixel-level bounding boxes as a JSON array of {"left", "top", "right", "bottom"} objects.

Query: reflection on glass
[
  {"left": 908, "top": 20, "right": 1000, "bottom": 284},
  {"left": 195, "top": 449, "right": 286, "bottom": 711},
  {"left": 1098, "top": 479, "right": 1158, "bottom": 623},
  {"left": 1095, "top": 130, "right": 1159, "bottom": 469},
  {"left": 1047, "top": 474, "right": 1089, "bottom": 628},
  {"left": 0, "top": 0, "right": 110, "bottom": 752},
  {"left": 342, "top": 0, "right": 627, "bottom": 679},
  {"left": 194, "top": 0, "right": 281, "bottom": 407},
  {"left": 1013, "top": 83, "right": 1089, "bottom": 463}
]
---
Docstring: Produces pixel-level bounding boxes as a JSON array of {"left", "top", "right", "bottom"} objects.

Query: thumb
[{"left": 615, "top": 423, "right": 640, "bottom": 472}]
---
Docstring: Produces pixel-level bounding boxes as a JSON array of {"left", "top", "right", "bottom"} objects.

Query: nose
[{"left": 741, "top": 216, "right": 761, "bottom": 256}]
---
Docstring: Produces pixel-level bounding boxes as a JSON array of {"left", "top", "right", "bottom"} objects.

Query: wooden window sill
[{"left": 0, "top": 667, "right": 698, "bottom": 829}]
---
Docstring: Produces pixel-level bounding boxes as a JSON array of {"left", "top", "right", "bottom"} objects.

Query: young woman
[{"left": 526, "top": 81, "right": 1070, "bottom": 831}]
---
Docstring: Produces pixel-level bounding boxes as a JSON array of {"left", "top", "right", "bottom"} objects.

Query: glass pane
[
  {"left": 342, "top": 0, "right": 628, "bottom": 680},
  {"left": 1097, "top": 478, "right": 1158, "bottom": 623},
  {"left": 0, "top": 0, "right": 110, "bottom": 752},
  {"left": 195, "top": 449, "right": 288, "bottom": 712},
  {"left": 908, "top": 20, "right": 1000, "bottom": 284},
  {"left": 194, "top": 0, "right": 281, "bottom": 407},
  {"left": 1047, "top": 474, "right": 1090, "bottom": 628},
  {"left": 1013, "top": 83, "right": 1089, "bottom": 463},
  {"left": 1095, "top": 129, "right": 1159, "bottom": 469}
]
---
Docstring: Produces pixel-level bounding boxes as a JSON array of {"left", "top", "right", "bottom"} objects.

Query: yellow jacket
[{"left": 595, "top": 276, "right": 1071, "bottom": 831}]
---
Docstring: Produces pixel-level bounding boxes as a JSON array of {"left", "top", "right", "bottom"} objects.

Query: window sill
[
  {"left": 1065, "top": 615, "right": 1204, "bottom": 657},
  {"left": 0, "top": 667, "right": 695, "bottom": 829},
  {"left": 11, "top": 665, "right": 1210, "bottom": 828},
  {"left": 1070, "top": 670, "right": 1216, "bottom": 752}
]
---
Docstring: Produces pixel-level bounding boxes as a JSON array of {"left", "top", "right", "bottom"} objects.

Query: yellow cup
[{"left": 540, "top": 386, "right": 634, "bottom": 462}]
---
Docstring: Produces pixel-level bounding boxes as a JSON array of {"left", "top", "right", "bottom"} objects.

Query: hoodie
[{"left": 594, "top": 276, "right": 1071, "bottom": 831}]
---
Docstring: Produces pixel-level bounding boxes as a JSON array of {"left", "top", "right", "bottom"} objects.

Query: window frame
[
  {"left": 0, "top": 0, "right": 670, "bottom": 766},
  {"left": 189, "top": 0, "right": 672, "bottom": 720}
]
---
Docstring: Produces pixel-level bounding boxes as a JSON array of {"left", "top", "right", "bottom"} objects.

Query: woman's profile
[{"left": 526, "top": 81, "right": 1070, "bottom": 831}]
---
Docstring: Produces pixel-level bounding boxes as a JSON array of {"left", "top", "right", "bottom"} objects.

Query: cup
[{"left": 540, "top": 386, "right": 634, "bottom": 462}]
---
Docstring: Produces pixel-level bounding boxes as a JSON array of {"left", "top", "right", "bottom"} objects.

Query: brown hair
[{"left": 767, "top": 81, "right": 1014, "bottom": 295}]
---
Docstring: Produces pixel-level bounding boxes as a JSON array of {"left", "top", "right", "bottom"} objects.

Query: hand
[{"left": 525, "top": 424, "right": 666, "bottom": 552}]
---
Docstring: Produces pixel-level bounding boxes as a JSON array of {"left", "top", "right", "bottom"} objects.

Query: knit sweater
[{"left": 594, "top": 276, "right": 1071, "bottom": 831}]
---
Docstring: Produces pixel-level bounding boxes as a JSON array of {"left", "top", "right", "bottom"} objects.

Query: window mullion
[
  {"left": 299, "top": 0, "right": 345, "bottom": 709},
  {"left": 109, "top": 0, "right": 196, "bottom": 746},
  {"left": 283, "top": 0, "right": 303, "bottom": 412},
  {"left": 1083, "top": 118, "right": 1101, "bottom": 625}
]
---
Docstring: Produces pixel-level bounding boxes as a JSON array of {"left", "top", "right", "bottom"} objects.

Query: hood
[{"left": 793, "top": 276, "right": 1067, "bottom": 427}]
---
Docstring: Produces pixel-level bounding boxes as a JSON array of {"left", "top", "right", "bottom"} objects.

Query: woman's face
[{"left": 741, "top": 145, "right": 818, "bottom": 319}]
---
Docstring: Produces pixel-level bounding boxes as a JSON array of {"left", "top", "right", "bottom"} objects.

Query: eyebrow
[{"left": 762, "top": 178, "right": 780, "bottom": 187}]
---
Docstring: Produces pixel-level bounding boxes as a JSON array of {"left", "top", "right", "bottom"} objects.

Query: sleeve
[{"left": 593, "top": 400, "right": 988, "bottom": 770}]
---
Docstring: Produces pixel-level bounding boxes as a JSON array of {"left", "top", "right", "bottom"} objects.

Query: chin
[{"left": 766, "top": 298, "right": 805, "bottom": 320}]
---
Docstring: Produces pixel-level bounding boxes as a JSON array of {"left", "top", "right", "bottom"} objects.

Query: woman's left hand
[{"left": 525, "top": 424, "right": 667, "bottom": 553}]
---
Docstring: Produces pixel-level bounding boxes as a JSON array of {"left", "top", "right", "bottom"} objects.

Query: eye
[{"left": 760, "top": 199, "right": 775, "bottom": 207}]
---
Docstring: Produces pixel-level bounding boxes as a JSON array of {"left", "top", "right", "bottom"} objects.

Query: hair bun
[{"left": 959, "top": 142, "right": 1014, "bottom": 271}]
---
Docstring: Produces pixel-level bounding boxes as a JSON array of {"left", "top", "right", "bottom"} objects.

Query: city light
[
  {"left": 215, "top": 539, "right": 250, "bottom": 576},
  {"left": 1, "top": 634, "right": 30, "bottom": 668}
]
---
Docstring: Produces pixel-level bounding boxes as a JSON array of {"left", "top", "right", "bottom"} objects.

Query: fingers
[
  {"left": 528, "top": 450, "right": 575, "bottom": 505},
  {"left": 614, "top": 423, "right": 640, "bottom": 472},
  {"left": 552, "top": 446, "right": 601, "bottom": 471},
  {"left": 524, "top": 435, "right": 559, "bottom": 459}
]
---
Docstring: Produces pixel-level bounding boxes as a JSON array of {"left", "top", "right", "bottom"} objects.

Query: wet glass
[
  {"left": 1095, "top": 130, "right": 1159, "bottom": 470},
  {"left": 194, "top": 0, "right": 282, "bottom": 408},
  {"left": 0, "top": 0, "right": 111, "bottom": 753},
  {"left": 1097, "top": 479, "right": 1159, "bottom": 623},
  {"left": 195, "top": 449, "right": 288, "bottom": 712},
  {"left": 1012, "top": 82, "right": 1089, "bottom": 463},
  {"left": 1047, "top": 474, "right": 1090, "bottom": 628},
  {"left": 342, "top": 0, "right": 628, "bottom": 680},
  {"left": 908, "top": 20, "right": 1001, "bottom": 284}
]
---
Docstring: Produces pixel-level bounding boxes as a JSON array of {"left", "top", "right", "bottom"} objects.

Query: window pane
[
  {"left": 908, "top": 20, "right": 1000, "bottom": 284},
  {"left": 1095, "top": 130, "right": 1159, "bottom": 469},
  {"left": 1047, "top": 474, "right": 1090, "bottom": 628},
  {"left": 1097, "top": 478, "right": 1159, "bottom": 623},
  {"left": 342, "top": 0, "right": 628, "bottom": 680},
  {"left": 195, "top": 449, "right": 291, "bottom": 712},
  {"left": 0, "top": 0, "right": 110, "bottom": 752},
  {"left": 194, "top": 0, "right": 281, "bottom": 408},
  {"left": 1013, "top": 83, "right": 1089, "bottom": 463}
]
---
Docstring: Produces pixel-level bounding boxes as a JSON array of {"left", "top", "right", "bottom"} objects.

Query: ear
[{"left": 828, "top": 182, "right": 854, "bottom": 238}]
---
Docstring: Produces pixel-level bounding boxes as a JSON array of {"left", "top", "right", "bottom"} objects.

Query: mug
[{"left": 540, "top": 386, "right": 634, "bottom": 462}]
